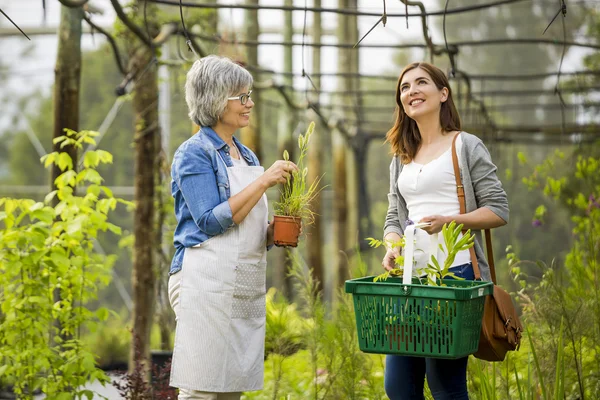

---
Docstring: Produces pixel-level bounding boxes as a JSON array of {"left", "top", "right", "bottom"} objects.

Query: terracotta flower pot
[{"left": 273, "top": 215, "right": 302, "bottom": 247}]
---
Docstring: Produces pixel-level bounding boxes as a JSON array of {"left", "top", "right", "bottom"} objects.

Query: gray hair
[{"left": 185, "top": 55, "right": 253, "bottom": 127}]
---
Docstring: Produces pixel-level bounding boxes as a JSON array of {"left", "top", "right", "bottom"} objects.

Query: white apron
[{"left": 170, "top": 153, "right": 268, "bottom": 393}]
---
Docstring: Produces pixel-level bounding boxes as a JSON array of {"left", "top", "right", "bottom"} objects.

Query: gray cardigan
[{"left": 383, "top": 131, "right": 509, "bottom": 282}]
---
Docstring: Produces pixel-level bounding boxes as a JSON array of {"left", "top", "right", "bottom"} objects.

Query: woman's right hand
[
  {"left": 382, "top": 248, "right": 400, "bottom": 271},
  {"left": 261, "top": 160, "right": 298, "bottom": 188}
]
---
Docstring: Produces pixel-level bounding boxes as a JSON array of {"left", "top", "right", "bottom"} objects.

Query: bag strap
[{"left": 451, "top": 133, "right": 497, "bottom": 284}]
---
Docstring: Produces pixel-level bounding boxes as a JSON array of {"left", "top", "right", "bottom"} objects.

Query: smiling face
[
  {"left": 399, "top": 67, "right": 448, "bottom": 121},
  {"left": 217, "top": 87, "right": 254, "bottom": 132}
]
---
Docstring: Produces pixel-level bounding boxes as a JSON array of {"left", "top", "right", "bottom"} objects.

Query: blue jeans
[{"left": 384, "top": 263, "right": 474, "bottom": 400}]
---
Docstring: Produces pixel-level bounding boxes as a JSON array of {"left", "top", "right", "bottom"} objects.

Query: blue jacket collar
[{"left": 200, "top": 126, "right": 254, "bottom": 164}]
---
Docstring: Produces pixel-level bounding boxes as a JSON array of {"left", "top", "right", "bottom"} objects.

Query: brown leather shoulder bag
[{"left": 451, "top": 133, "right": 523, "bottom": 361}]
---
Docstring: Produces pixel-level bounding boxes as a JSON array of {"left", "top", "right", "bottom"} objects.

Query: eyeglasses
[{"left": 227, "top": 90, "right": 252, "bottom": 105}]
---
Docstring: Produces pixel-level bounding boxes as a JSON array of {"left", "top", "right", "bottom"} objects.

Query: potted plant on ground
[{"left": 272, "top": 121, "right": 322, "bottom": 247}]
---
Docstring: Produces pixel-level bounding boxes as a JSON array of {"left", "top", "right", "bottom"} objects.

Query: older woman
[{"left": 168, "top": 56, "right": 297, "bottom": 400}]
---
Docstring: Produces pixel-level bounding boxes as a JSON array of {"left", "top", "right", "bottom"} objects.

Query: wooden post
[
  {"left": 307, "top": 0, "right": 324, "bottom": 289},
  {"left": 52, "top": 5, "right": 82, "bottom": 191},
  {"left": 51, "top": 3, "right": 83, "bottom": 348},
  {"left": 275, "top": 0, "right": 296, "bottom": 297},
  {"left": 335, "top": 0, "right": 350, "bottom": 288},
  {"left": 127, "top": 2, "right": 160, "bottom": 374},
  {"left": 241, "top": 0, "right": 262, "bottom": 160}
]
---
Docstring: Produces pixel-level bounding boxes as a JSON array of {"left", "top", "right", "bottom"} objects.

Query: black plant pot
[{"left": 150, "top": 350, "right": 172, "bottom": 385}]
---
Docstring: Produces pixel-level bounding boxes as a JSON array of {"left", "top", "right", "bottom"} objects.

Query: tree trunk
[
  {"left": 241, "top": 0, "right": 262, "bottom": 160},
  {"left": 51, "top": 4, "right": 82, "bottom": 348},
  {"left": 274, "top": 0, "right": 296, "bottom": 298},
  {"left": 52, "top": 5, "right": 82, "bottom": 189},
  {"left": 129, "top": 44, "right": 159, "bottom": 375},
  {"left": 335, "top": 0, "right": 350, "bottom": 288},
  {"left": 307, "top": 0, "right": 324, "bottom": 289},
  {"left": 347, "top": 0, "right": 370, "bottom": 251}
]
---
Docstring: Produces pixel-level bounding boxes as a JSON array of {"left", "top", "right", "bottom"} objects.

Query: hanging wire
[
  {"left": 301, "top": 0, "right": 318, "bottom": 96},
  {"left": 148, "top": 0, "right": 527, "bottom": 18},
  {"left": 175, "top": 33, "right": 194, "bottom": 63},
  {"left": 555, "top": 0, "right": 568, "bottom": 140},
  {"left": 542, "top": 0, "right": 567, "bottom": 35},
  {"left": 0, "top": 8, "right": 31, "bottom": 40},
  {"left": 443, "top": 0, "right": 456, "bottom": 76},
  {"left": 354, "top": 0, "right": 387, "bottom": 48},
  {"left": 179, "top": 0, "right": 199, "bottom": 58}
]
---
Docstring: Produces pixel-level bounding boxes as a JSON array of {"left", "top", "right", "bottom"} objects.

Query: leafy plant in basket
[
  {"left": 367, "top": 221, "right": 474, "bottom": 285},
  {"left": 272, "top": 121, "right": 323, "bottom": 247},
  {"left": 348, "top": 222, "right": 491, "bottom": 359}
]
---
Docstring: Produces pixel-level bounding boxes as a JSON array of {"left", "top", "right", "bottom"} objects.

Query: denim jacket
[{"left": 170, "top": 126, "right": 260, "bottom": 274}]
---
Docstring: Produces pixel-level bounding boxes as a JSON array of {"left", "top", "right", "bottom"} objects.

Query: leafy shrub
[{"left": 0, "top": 129, "right": 131, "bottom": 399}]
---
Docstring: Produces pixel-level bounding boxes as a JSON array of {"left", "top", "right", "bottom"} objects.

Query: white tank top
[{"left": 397, "top": 146, "right": 471, "bottom": 272}]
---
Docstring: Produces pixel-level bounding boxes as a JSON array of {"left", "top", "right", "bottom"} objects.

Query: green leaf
[
  {"left": 81, "top": 390, "right": 94, "bottom": 400},
  {"left": 31, "top": 208, "right": 54, "bottom": 224},
  {"left": 87, "top": 184, "right": 101, "bottom": 196},
  {"left": 106, "top": 223, "right": 122, "bottom": 235},
  {"left": 44, "top": 190, "right": 58, "bottom": 204},
  {"left": 83, "top": 151, "right": 99, "bottom": 168},
  {"left": 365, "top": 237, "right": 383, "bottom": 248},
  {"left": 55, "top": 170, "right": 77, "bottom": 188},
  {"left": 95, "top": 150, "right": 113, "bottom": 164},
  {"left": 100, "top": 186, "right": 113, "bottom": 198},
  {"left": 96, "top": 307, "right": 109, "bottom": 321},
  {"left": 54, "top": 392, "right": 72, "bottom": 400},
  {"left": 51, "top": 251, "right": 70, "bottom": 267},
  {"left": 80, "top": 169, "right": 103, "bottom": 185},
  {"left": 57, "top": 152, "right": 74, "bottom": 171},
  {"left": 41, "top": 152, "right": 58, "bottom": 168}
]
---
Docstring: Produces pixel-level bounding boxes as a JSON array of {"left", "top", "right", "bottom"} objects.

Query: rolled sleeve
[
  {"left": 212, "top": 200, "right": 233, "bottom": 231},
  {"left": 174, "top": 141, "right": 234, "bottom": 236}
]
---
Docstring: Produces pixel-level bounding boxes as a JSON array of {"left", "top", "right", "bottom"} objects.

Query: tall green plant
[
  {"left": 513, "top": 149, "right": 600, "bottom": 398},
  {"left": 0, "top": 129, "right": 132, "bottom": 398},
  {"left": 273, "top": 122, "right": 323, "bottom": 222}
]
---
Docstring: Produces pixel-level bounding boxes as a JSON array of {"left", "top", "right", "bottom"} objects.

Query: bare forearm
[
  {"left": 384, "top": 232, "right": 403, "bottom": 250},
  {"left": 228, "top": 177, "right": 269, "bottom": 224},
  {"left": 447, "top": 207, "right": 506, "bottom": 230}
]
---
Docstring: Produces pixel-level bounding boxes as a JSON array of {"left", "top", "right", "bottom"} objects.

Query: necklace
[{"left": 230, "top": 141, "right": 241, "bottom": 159}]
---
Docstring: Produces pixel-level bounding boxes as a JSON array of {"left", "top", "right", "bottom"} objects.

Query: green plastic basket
[{"left": 345, "top": 277, "right": 493, "bottom": 359}]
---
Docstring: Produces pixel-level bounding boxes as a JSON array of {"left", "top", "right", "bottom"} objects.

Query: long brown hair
[{"left": 386, "top": 62, "right": 461, "bottom": 163}]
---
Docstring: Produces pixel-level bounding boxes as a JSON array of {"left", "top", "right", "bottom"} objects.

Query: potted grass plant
[{"left": 272, "top": 121, "right": 322, "bottom": 247}]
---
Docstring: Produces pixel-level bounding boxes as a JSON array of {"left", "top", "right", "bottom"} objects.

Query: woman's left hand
[
  {"left": 267, "top": 220, "right": 275, "bottom": 247},
  {"left": 419, "top": 215, "right": 451, "bottom": 235}
]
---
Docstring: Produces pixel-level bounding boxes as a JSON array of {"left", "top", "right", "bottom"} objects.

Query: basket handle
[{"left": 402, "top": 224, "right": 441, "bottom": 284}]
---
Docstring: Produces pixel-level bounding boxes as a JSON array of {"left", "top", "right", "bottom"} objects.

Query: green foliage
[
  {"left": 273, "top": 122, "right": 323, "bottom": 222},
  {"left": 82, "top": 310, "right": 130, "bottom": 370},
  {"left": 369, "top": 221, "right": 472, "bottom": 285},
  {"left": 498, "top": 146, "right": 600, "bottom": 398},
  {"left": 366, "top": 236, "right": 405, "bottom": 281},
  {"left": 265, "top": 288, "right": 305, "bottom": 358},
  {"left": 246, "top": 250, "right": 386, "bottom": 399},
  {"left": 0, "top": 129, "right": 131, "bottom": 398}
]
